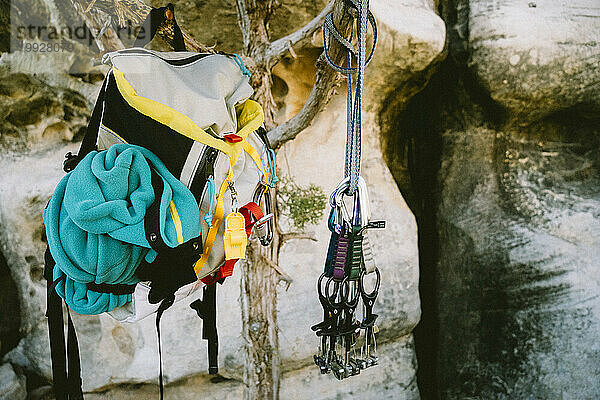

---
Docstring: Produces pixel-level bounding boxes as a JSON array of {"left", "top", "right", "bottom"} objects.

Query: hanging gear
[
  {"left": 313, "top": 0, "right": 385, "bottom": 380},
  {"left": 44, "top": 4, "right": 277, "bottom": 399}
]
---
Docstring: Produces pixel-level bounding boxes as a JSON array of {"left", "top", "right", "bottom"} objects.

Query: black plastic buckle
[{"left": 63, "top": 152, "right": 81, "bottom": 173}]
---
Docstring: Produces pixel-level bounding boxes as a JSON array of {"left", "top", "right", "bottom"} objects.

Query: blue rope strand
[
  {"left": 203, "top": 176, "right": 215, "bottom": 227},
  {"left": 321, "top": 0, "right": 377, "bottom": 195},
  {"left": 232, "top": 53, "right": 251, "bottom": 77}
]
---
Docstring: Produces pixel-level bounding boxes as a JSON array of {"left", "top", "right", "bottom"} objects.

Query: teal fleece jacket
[{"left": 43, "top": 144, "right": 201, "bottom": 315}]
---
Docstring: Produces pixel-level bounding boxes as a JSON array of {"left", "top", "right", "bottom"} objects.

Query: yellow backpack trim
[
  {"left": 168, "top": 201, "right": 184, "bottom": 245},
  {"left": 112, "top": 68, "right": 263, "bottom": 158}
]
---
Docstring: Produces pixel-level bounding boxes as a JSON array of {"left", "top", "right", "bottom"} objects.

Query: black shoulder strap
[
  {"left": 63, "top": 79, "right": 107, "bottom": 172},
  {"left": 133, "top": 3, "right": 186, "bottom": 52},
  {"left": 190, "top": 283, "right": 219, "bottom": 374},
  {"left": 255, "top": 126, "right": 271, "bottom": 148},
  {"left": 45, "top": 248, "right": 84, "bottom": 400}
]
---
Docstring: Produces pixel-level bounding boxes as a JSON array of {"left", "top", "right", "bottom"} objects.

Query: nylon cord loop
[{"left": 322, "top": 0, "right": 377, "bottom": 195}]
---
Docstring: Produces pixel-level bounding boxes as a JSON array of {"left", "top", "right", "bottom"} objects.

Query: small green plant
[{"left": 277, "top": 176, "right": 327, "bottom": 231}]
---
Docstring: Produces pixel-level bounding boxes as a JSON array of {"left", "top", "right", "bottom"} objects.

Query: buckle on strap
[{"left": 224, "top": 133, "right": 243, "bottom": 143}]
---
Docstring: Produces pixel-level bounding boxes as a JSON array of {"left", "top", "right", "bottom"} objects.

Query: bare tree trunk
[
  {"left": 236, "top": 3, "right": 281, "bottom": 394},
  {"left": 240, "top": 237, "right": 281, "bottom": 400},
  {"left": 240, "top": 183, "right": 292, "bottom": 400},
  {"left": 243, "top": 0, "right": 280, "bottom": 129}
]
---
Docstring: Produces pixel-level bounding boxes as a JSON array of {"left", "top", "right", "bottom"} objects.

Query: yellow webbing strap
[
  {"left": 243, "top": 141, "right": 267, "bottom": 182},
  {"left": 235, "top": 101, "right": 264, "bottom": 141},
  {"left": 194, "top": 141, "right": 269, "bottom": 274},
  {"left": 168, "top": 201, "right": 184, "bottom": 245}
]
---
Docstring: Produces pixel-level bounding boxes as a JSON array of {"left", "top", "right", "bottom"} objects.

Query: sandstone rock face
[
  {"left": 1, "top": 0, "right": 107, "bottom": 101},
  {"left": 0, "top": 69, "right": 90, "bottom": 152},
  {"left": 0, "top": 0, "right": 444, "bottom": 398},
  {"left": 83, "top": 338, "right": 420, "bottom": 400},
  {"left": 383, "top": 1, "right": 600, "bottom": 398},
  {"left": 468, "top": 0, "right": 600, "bottom": 122},
  {"left": 0, "top": 363, "right": 26, "bottom": 400},
  {"left": 436, "top": 114, "right": 600, "bottom": 399},
  {"left": 367, "top": 0, "right": 446, "bottom": 99}
]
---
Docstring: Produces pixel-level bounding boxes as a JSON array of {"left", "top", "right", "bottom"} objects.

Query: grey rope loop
[
  {"left": 322, "top": 0, "right": 377, "bottom": 195},
  {"left": 345, "top": 36, "right": 353, "bottom": 181},
  {"left": 352, "top": 0, "right": 368, "bottom": 195},
  {"left": 322, "top": 10, "right": 377, "bottom": 74}
]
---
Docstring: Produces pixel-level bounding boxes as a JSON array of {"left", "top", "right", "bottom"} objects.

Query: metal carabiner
[
  {"left": 252, "top": 183, "right": 274, "bottom": 246},
  {"left": 342, "top": 279, "right": 360, "bottom": 310},
  {"left": 334, "top": 183, "right": 353, "bottom": 224},
  {"left": 252, "top": 181, "right": 267, "bottom": 205},
  {"left": 325, "top": 276, "right": 349, "bottom": 309},
  {"left": 228, "top": 180, "right": 238, "bottom": 212},
  {"left": 332, "top": 175, "right": 371, "bottom": 225},
  {"left": 358, "top": 267, "right": 380, "bottom": 328},
  {"left": 329, "top": 178, "right": 348, "bottom": 208},
  {"left": 315, "top": 276, "right": 345, "bottom": 338},
  {"left": 329, "top": 181, "right": 349, "bottom": 234},
  {"left": 359, "top": 267, "right": 380, "bottom": 365},
  {"left": 312, "top": 273, "right": 336, "bottom": 332},
  {"left": 356, "top": 176, "right": 371, "bottom": 226}
]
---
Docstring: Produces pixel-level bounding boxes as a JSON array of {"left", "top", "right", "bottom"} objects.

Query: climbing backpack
[{"left": 43, "top": 4, "right": 277, "bottom": 399}]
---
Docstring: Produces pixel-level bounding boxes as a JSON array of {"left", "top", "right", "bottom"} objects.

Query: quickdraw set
[
  {"left": 312, "top": 177, "right": 385, "bottom": 379},
  {"left": 313, "top": 0, "right": 383, "bottom": 380}
]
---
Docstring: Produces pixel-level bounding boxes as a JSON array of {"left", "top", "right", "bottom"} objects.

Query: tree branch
[
  {"left": 181, "top": 30, "right": 216, "bottom": 53},
  {"left": 235, "top": 0, "right": 252, "bottom": 51},
  {"left": 236, "top": 0, "right": 284, "bottom": 129},
  {"left": 72, "top": 1, "right": 125, "bottom": 52},
  {"left": 267, "top": 0, "right": 353, "bottom": 148},
  {"left": 260, "top": 255, "right": 293, "bottom": 288},
  {"left": 263, "top": 0, "right": 334, "bottom": 67},
  {"left": 279, "top": 232, "right": 318, "bottom": 243},
  {"left": 267, "top": 58, "right": 339, "bottom": 147}
]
